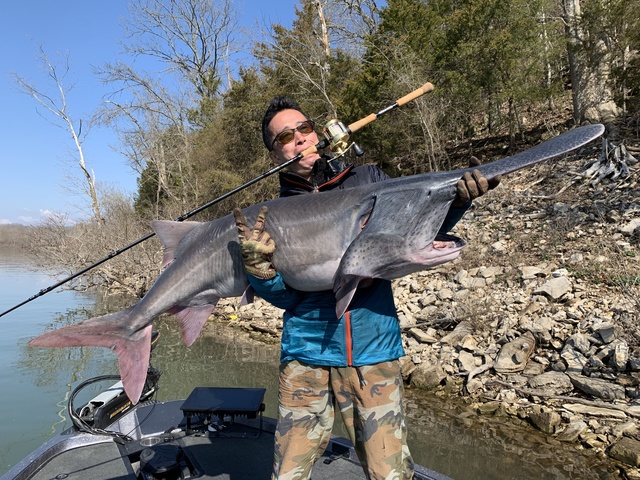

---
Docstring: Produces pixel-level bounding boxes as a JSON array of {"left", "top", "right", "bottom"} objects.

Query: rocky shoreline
[{"left": 211, "top": 134, "right": 640, "bottom": 478}]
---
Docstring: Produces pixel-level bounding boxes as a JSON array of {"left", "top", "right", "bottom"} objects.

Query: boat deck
[{"left": 4, "top": 391, "right": 449, "bottom": 480}]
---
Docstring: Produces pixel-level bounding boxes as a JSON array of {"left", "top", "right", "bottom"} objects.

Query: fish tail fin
[
  {"left": 28, "top": 308, "right": 152, "bottom": 404},
  {"left": 113, "top": 325, "right": 153, "bottom": 404}
]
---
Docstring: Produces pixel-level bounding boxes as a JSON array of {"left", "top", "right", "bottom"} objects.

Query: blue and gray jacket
[{"left": 248, "top": 157, "right": 469, "bottom": 367}]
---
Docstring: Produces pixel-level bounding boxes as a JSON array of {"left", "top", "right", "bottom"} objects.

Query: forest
[{"left": 10, "top": 0, "right": 640, "bottom": 295}]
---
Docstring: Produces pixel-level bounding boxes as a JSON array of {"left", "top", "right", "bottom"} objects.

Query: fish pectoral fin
[
  {"left": 332, "top": 233, "right": 407, "bottom": 317},
  {"left": 169, "top": 303, "right": 218, "bottom": 346},
  {"left": 334, "top": 275, "right": 363, "bottom": 319},
  {"left": 240, "top": 285, "right": 255, "bottom": 305}
]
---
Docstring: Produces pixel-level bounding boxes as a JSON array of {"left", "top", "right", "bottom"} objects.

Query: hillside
[{"left": 0, "top": 224, "right": 31, "bottom": 248}]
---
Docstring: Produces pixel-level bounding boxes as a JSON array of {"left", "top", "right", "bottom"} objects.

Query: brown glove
[
  {"left": 233, "top": 206, "right": 276, "bottom": 280},
  {"left": 453, "top": 156, "right": 501, "bottom": 206}
]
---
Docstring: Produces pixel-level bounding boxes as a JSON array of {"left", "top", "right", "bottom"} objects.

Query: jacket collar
[{"left": 279, "top": 156, "right": 353, "bottom": 194}]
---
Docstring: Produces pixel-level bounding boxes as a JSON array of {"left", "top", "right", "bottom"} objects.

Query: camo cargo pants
[{"left": 272, "top": 359, "right": 414, "bottom": 480}]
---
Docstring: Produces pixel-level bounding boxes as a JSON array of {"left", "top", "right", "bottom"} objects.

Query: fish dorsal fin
[{"left": 151, "top": 220, "right": 201, "bottom": 268}]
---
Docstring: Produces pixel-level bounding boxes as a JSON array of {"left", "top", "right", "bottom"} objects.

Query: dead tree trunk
[{"left": 562, "top": 0, "right": 619, "bottom": 126}]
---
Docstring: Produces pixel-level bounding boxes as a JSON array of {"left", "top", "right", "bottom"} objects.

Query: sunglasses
[{"left": 271, "top": 120, "right": 315, "bottom": 149}]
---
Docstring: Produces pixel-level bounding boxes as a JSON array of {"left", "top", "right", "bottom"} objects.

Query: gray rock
[
  {"left": 457, "top": 350, "right": 477, "bottom": 373},
  {"left": 479, "top": 266, "right": 502, "bottom": 278},
  {"left": 608, "top": 437, "right": 640, "bottom": 467},
  {"left": 563, "top": 403, "right": 627, "bottom": 419},
  {"left": 588, "top": 355, "right": 606, "bottom": 369},
  {"left": 533, "top": 276, "right": 572, "bottom": 300},
  {"left": 440, "top": 320, "right": 473, "bottom": 345},
  {"left": 561, "top": 345, "right": 588, "bottom": 374},
  {"left": 494, "top": 331, "right": 535, "bottom": 373},
  {"left": 399, "top": 356, "right": 417, "bottom": 378},
  {"left": 460, "top": 334, "right": 478, "bottom": 351},
  {"left": 596, "top": 322, "right": 617, "bottom": 343},
  {"left": 620, "top": 218, "right": 640, "bottom": 236},
  {"left": 568, "top": 253, "right": 584, "bottom": 264},
  {"left": 410, "top": 364, "right": 447, "bottom": 389},
  {"left": 419, "top": 293, "right": 438, "bottom": 307},
  {"left": 552, "top": 268, "right": 569, "bottom": 278},
  {"left": 528, "top": 406, "right": 561, "bottom": 434},
  {"left": 491, "top": 241, "right": 507, "bottom": 252},
  {"left": 408, "top": 327, "right": 438, "bottom": 344},
  {"left": 436, "top": 288, "right": 454, "bottom": 301},
  {"left": 465, "top": 378, "right": 484, "bottom": 395},
  {"left": 528, "top": 371, "right": 573, "bottom": 395},
  {"left": 630, "top": 357, "right": 640, "bottom": 371},
  {"left": 566, "top": 332, "right": 592, "bottom": 355},
  {"left": 522, "top": 361, "right": 545, "bottom": 375},
  {"left": 453, "top": 289, "right": 471, "bottom": 301},
  {"left": 520, "top": 266, "right": 543, "bottom": 279},
  {"left": 556, "top": 420, "right": 588, "bottom": 442},
  {"left": 611, "top": 421, "right": 639, "bottom": 439},
  {"left": 582, "top": 432, "right": 608, "bottom": 449},
  {"left": 610, "top": 340, "right": 630, "bottom": 370},
  {"left": 568, "top": 374, "right": 626, "bottom": 401}
]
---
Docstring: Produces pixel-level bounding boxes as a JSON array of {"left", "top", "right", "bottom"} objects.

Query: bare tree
[
  {"left": 25, "top": 188, "right": 163, "bottom": 297},
  {"left": 254, "top": 0, "right": 339, "bottom": 116},
  {"left": 325, "top": 0, "right": 380, "bottom": 55},
  {"left": 253, "top": 0, "right": 381, "bottom": 119},
  {"left": 123, "top": 0, "right": 239, "bottom": 98},
  {"left": 99, "top": 65, "right": 195, "bottom": 216},
  {"left": 12, "top": 47, "right": 103, "bottom": 224},
  {"left": 97, "top": 0, "right": 240, "bottom": 217}
]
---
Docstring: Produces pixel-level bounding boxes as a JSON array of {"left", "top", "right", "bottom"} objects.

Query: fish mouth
[
  {"left": 433, "top": 232, "right": 467, "bottom": 250},
  {"left": 416, "top": 232, "right": 467, "bottom": 267}
]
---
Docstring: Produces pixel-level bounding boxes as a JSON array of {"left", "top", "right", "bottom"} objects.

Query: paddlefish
[{"left": 29, "top": 124, "right": 605, "bottom": 403}]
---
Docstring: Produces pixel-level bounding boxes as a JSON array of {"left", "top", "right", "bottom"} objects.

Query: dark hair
[{"left": 261, "top": 96, "right": 308, "bottom": 150}]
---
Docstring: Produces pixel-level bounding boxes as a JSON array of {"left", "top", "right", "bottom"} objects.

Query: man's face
[{"left": 268, "top": 109, "right": 321, "bottom": 180}]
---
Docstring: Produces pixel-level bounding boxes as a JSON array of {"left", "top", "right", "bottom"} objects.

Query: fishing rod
[
  {"left": 1, "top": 81, "right": 434, "bottom": 319},
  {"left": 322, "top": 82, "right": 434, "bottom": 157},
  {"left": 0, "top": 154, "right": 312, "bottom": 319}
]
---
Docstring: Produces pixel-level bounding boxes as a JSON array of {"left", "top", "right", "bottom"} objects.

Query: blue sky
[{"left": 0, "top": 1, "right": 297, "bottom": 225}]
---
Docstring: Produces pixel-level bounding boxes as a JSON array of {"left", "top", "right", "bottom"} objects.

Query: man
[{"left": 234, "top": 96, "right": 499, "bottom": 480}]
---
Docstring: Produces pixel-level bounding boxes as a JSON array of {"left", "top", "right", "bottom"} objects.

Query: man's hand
[
  {"left": 233, "top": 206, "right": 277, "bottom": 280},
  {"left": 453, "top": 156, "right": 501, "bottom": 207}
]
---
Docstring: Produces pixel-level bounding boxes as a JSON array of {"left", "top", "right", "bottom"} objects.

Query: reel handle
[{"left": 347, "top": 82, "right": 434, "bottom": 133}]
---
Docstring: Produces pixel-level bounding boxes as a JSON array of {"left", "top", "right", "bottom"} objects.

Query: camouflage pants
[{"left": 272, "top": 360, "right": 414, "bottom": 480}]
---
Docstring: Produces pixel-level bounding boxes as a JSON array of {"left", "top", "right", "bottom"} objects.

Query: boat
[{"left": 2, "top": 333, "right": 451, "bottom": 480}]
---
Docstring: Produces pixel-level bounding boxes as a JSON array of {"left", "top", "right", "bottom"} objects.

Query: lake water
[
  {"left": 0, "top": 248, "right": 621, "bottom": 479},
  {"left": 0, "top": 248, "right": 281, "bottom": 477}
]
